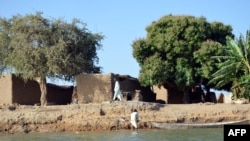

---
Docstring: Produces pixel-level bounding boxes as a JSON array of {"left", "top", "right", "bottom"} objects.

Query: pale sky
[{"left": 1, "top": 0, "right": 250, "bottom": 85}]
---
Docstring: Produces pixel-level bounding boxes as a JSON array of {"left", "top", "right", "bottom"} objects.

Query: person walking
[
  {"left": 130, "top": 109, "right": 139, "bottom": 130},
  {"left": 113, "top": 77, "right": 122, "bottom": 101}
]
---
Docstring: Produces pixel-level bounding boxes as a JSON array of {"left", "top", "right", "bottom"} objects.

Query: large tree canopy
[
  {"left": 132, "top": 15, "right": 234, "bottom": 91},
  {"left": 0, "top": 12, "right": 104, "bottom": 105}
]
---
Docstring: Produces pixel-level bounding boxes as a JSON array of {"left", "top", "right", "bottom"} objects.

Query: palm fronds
[{"left": 209, "top": 32, "right": 250, "bottom": 100}]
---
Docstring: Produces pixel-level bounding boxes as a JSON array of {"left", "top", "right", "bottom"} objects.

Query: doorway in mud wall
[{"left": 122, "top": 91, "right": 133, "bottom": 101}]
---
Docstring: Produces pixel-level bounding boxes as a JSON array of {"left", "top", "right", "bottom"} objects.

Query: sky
[{"left": 1, "top": 0, "right": 250, "bottom": 85}]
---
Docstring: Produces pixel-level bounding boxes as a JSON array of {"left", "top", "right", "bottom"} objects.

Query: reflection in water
[{"left": 0, "top": 128, "right": 224, "bottom": 141}]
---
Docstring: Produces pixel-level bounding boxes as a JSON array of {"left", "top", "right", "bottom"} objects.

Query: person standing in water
[{"left": 130, "top": 109, "right": 139, "bottom": 130}]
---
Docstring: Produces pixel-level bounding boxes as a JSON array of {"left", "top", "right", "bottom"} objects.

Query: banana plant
[{"left": 209, "top": 30, "right": 250, "bottom": 100}]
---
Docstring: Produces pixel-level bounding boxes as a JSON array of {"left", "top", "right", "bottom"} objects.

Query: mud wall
[
  {"left": 152, "top": 85, "right": 168, "bottom": 104},
  {"left": 0, "top": 74, "right": 73, "bottom": 105},
  {"left": 12, "top": 75, "right": 41, "bottom": 105},
  {"left": 118, "top": 75, "right": 142, "bottom": 101},
  {"left": 76, "top": 73, "right": 157, "bottom": 103},
  {"left": 119, "top": 76, "right": 141, "bottom": 92},
  {"left": 116, "top": 75, "right": 156, "bottom": 102},
  {"left": 76, "top": 73, "right": 113, "bottom": 103},
  {"left": 0, "top": 75, "right": 13, "bottom": 104}
]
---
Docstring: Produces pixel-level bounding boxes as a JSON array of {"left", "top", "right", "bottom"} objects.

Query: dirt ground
[{"left": 0, "top": 101, "right": 250, "bottom": 135}]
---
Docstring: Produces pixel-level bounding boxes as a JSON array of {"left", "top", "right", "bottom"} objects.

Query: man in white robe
[
  {"left": 113, "top": 78, "right": 122, "bottom": 101},
  {"left": 130, "top": 109, "right": 139, "bottom": 130}
]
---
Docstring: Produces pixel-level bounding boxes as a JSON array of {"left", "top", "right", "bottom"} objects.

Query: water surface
[{"left": 0, "top": 128, "right": 224, "bottom": 141}]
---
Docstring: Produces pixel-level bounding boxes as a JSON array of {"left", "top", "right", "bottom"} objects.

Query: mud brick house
[
  {"left": 76, "top": 73, "right": 156, "bottom": 103},
  {"left": 151, "top": 85, "right": 168, "bottom": 104},
  {"left": 151, "top": 85, "right": 184, "bottom": 104},
  {"left": 76, "top": 73, "right": 113, "bottom": 103},
  {"left": 0, "top": 74, "right": 73, "bottom": 105},
  {"left": 0, "top": 73, "right": 186, "bottom": 105},
  {"left": 76, "top": 73, "right": 185, "bottom": 104},
  {"left": 0, "top": 74, "right": 40, "bottom": 105}
]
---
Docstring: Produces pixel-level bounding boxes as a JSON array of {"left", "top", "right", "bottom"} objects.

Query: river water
[{"left": 0, "top": 128, "right": 223, "bottom": 141}]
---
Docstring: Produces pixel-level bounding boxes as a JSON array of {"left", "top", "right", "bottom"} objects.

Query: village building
[
  {"left": 76, "top": 73, "right": 157, "bottom": 103},
  {"left": 0, "top": 74, "right": 73, "bottom": 105},
  {"left": 0, "top": 73, "right": 188, "bottom": 105}
]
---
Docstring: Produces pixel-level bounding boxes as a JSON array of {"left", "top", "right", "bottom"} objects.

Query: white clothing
[
  {"left": 130, "top": 111, "right": 138, "bottom": 128},
  {"left": 113, "top": 81, "right": 122, "bottom": 101}
]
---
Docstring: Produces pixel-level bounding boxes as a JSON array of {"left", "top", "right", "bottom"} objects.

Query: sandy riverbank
[{"left": 0, "top": 101, "right": 250, "bottom": 135}]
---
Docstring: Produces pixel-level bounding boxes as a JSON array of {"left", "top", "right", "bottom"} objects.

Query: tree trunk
[{"left": 39, "top": 77, "right": 47, "bottom": 106}]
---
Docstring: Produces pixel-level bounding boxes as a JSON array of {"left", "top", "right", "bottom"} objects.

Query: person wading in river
[{"left": 130, "top": 109, "right": 139, "bottom": 130}]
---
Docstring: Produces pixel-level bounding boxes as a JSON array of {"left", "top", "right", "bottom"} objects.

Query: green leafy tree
[
  {"left": 0, "top": 13, "right": 103, "bottom": 105},
  {"left": 0, "top": 17, "right": 11, "bottom": 74},
  {"left": 132, "top": 15, "right": 233, "bottom": 93},
  {"left": 209, "top": 31, "right": 250, "bottom": 100}
]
